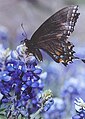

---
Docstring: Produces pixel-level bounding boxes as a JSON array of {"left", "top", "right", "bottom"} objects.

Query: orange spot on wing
[{"left": 59, "top": 58, "right": 64, "bottom": 62}]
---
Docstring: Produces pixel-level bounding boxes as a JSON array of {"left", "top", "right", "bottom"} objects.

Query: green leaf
[
  {"left": 0, "top": 108, "right": 6, "bottom": 112},
  {"left": 0, "top": 115, "right": 6, "bottom": 119}
]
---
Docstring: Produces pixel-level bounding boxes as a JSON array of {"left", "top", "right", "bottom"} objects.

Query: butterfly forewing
[
  {"left": 31, "top": 5, "right": 79, "bottom": 42},
  {"left": 24, "top": 5, "right": 80, "bottom": 65}
]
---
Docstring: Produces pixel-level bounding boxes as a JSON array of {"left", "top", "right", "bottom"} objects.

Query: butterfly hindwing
[{"left": 35, "top": 33, "right": 75, "bottom": 66}]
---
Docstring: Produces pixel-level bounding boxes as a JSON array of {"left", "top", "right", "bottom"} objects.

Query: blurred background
[
  {"left": 0, "top": 0, "right": 85, "bottom": 48},
  {"left": 0, "top": 0, "right": 85, "bottom": 119}
]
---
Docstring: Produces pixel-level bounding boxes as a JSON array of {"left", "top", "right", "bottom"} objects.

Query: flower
[
  {"left": 60, "top": 59, "right": 85, "bottom": 118},
  {"left": 0, "top": 25, "right": 9, "bottom": 41},
  {"left": 0, "top": 44, "right": 45, "bottom": 118},
  {"left": 43, "top": 97, "right": 66, "bottom": 119},
  {"left": 61, "top": 77, "right": 80, "bottom": 102},
  {"left": 30, "top": 89, "right": 54, "bottom": 119},
  {"left": 72, "top": 98, "right": 85, "bottom": 119},
  {"left": 0, "top": 26, "right": 9, "bottom": 49},
  {"left": 39, "top": 89, "right": 54, "bottom": 112}
]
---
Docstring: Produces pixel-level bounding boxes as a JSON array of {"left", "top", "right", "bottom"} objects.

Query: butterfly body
[
  {"left": 24, "top": 39, "right": 43, "bottom": 61},
  {"left": 22, "top": 5, "right": 80, "bottom": 66}
]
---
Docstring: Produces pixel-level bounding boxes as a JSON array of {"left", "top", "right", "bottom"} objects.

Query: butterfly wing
[
  {"left": 30, "top": 5, "right": 80, "bottom": 65},
  {"left": 36, "top": 34, "right": 75, "bottom": 66}
]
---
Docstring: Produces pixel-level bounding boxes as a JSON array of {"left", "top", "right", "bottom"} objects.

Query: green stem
[{"left": 30, "top": 106, "right": 43, "bottom": 119}]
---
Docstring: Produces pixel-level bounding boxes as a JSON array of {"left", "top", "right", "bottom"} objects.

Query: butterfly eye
[
  {"left": 21, "top": 40, "right": 24, "bottom": 44},
  {"left": 24, "top": 39, "right": 28, "bottom": 42}
]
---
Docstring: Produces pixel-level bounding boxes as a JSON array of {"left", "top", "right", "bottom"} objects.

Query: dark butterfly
[{"left": 21, "top": 5, "right": 81, "bottom": 66}]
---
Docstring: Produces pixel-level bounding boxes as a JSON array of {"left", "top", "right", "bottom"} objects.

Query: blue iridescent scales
[{"left": 22, "top": 5, "right": 85, "bottom": 66}]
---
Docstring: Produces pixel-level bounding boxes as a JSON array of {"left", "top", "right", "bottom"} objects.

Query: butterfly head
[
  {"left": 21, "top": 39, "right": 34, "bottom": 53},
  {"left": 20, "top": 24, "right": 34, "bottom": 51}
]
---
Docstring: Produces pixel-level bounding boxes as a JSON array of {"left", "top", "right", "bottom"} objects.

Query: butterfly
[{"left": 21, "top": 5, "right": 81, "bottom": 66}]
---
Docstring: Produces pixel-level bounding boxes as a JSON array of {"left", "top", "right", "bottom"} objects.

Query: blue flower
[
  {"left": 0, "top": 26, "right": 9, "bottom": 49},
  {"left": 0, "top": 26, "right": 8, "bottom": 41},
  {"left": 72, "top": 98, "right": 85, "bottom": 119},
  {"left": 61, "top": 77, "right": 80, "bottom": 103},
  {"left": 44, "top": 98, "right": 66, "bottom": 119},
  {"left": 30, "top": 89, "right": 54, "bottom": 119},
  {"left": 0, "top": 44, "right": 45, "bottom": 118}
]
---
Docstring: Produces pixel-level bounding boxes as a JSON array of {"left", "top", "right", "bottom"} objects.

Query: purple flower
[
  {"left": 60, "top": 60, "right": 85, "bottom": 117},
  {"left": 0, "top": 26, "right": 9, "bottom": 49},
  {"left": 61, "top": 77, "right": 80, "bottom": 104},
  {"left": 44, "top": 98, "right": 66, "bottom": 119},
  {"left": 0, "top": 44, "right": 45, "bottom": 118},
  {"left": 72, "top": 98, "right": 85, "bottom": 119},
  {"left": 0, "top": 26, "right": 9, "bottom": 41}
]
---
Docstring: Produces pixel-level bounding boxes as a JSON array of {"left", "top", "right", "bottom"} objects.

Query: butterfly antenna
[{"left": 21, "top": 23, "right": 27, "bottom": 39}]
